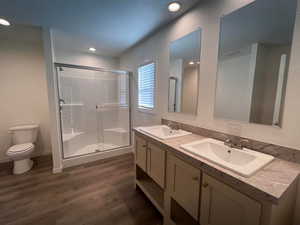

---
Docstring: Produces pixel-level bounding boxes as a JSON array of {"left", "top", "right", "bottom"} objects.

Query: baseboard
[
  {"left": 0, "top": 161, "right": 12, "bottom": 172},
  {"left": 0, "top": 148, "right": 134, "bottom": 173},
  {"left": 52, "top": 166, "right": 63, "bottom": 174},
  {"left": 0, "top": 158, "right": 11, "bottom": 164},
  {"left": 0, "top": 154, "right": 53, "bottom": 173}
]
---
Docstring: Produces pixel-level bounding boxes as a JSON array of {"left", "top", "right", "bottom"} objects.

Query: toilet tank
[{"left": 9, "top": 124, "right": 39, "bottom": 144}]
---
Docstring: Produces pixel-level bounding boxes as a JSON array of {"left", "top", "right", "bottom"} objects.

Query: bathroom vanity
[{"left": 133, "top": 126, "right": 300, "bottom": 225}]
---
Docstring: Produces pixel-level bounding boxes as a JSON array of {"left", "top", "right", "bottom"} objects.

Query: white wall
[
  {"left": 53, "top": 48, "right": 120, "bottom": 69},
  {"left": 52, "top": 30, "right": 120, "bottom": 69},
  {"left": 215, "top": 44, "right": 256, "bottom": 122},
  {"left": 0, "top": 25, "right": 51, "bottom": 162},
  {"left": 182, "top": 65, "right": 198, "bottom": 114},
  {"left": 120, "top": 0, "right": 300, "bottom": 151}
]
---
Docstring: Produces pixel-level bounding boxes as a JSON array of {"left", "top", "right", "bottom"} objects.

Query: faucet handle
[
  {"left": 224, "top": 138, "right": 231, "bottom": 143},
  {"left": 219, "top": 133, "right": 229, "bottom": 141},
  {"left": 167, "top": 121, "right": 179, "bottom": 130},
  {"left": 240, "top": 138, "right": 249, "bottom": 147},
  {"left": 224, "top": 138, "right": 233, "bottom": 148},
  {"left": 241, "top": 138, "right": 249, "bottom": 142}
]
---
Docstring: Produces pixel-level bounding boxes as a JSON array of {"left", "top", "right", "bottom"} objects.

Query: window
[
  {"left": 118, "top": 74, "right": 128, "bottom": 107},
  {"left": 138, "top": 62, "right": 155, "bottom": 110}
]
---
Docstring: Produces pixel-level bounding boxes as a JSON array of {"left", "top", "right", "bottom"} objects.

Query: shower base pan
[{"left": 64, "top": 142, "right": 120, "bottom": 158}]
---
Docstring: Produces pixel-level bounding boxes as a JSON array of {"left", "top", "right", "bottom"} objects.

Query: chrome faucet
[
  {"left": 224, "top": 137, "right": 249, "bottom": 150},
  {"left": 167, "top": 121, "right": 180, "bottom": 131},
  {"left": 224, "top": 138, "right": 235, "bottom": 148}
]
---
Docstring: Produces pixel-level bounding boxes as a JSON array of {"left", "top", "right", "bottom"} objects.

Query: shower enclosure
[{"left": 55, "top": 63, "right": 131, "bottom": 159}]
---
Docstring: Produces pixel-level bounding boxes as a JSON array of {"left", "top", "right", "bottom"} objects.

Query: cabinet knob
[
  {"left": 142, "top": 144, "right": 147, "bottom": 148},
  {"left": 203, "top": 182, "right": 209, "bottom": 188}
]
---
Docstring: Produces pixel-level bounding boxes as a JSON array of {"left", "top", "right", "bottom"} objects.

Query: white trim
[
  {"left": 247, "top": 43, "right": 258, "bottom": 122},
  {"left": 42, "top": 28, "right": 64, "bottom": 174},
  {"left": 273, "top": 54, "right": 287, "bottom": 126}
]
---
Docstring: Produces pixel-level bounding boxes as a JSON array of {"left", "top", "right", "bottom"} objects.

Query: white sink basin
[
  {"left": 138, "top": 125, "right": 192, "bottom": 140},
  {"left": 181, "top": 138, "right": 274, "bottom": 177}
]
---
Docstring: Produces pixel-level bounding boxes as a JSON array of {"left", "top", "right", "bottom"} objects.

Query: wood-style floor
[{"left": 0, "top": 153, "right": 163, "bottom": 225}]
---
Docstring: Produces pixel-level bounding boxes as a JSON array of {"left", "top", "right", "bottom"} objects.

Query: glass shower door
[
  {"left": 94, "top": 71, "right": 131, "bottom": 151},
  {"left": 57, "top": 66, "right": 99, "bottom": 158},
  {"left": 56, "top": 64, "right": 130, "bottom": 159}
]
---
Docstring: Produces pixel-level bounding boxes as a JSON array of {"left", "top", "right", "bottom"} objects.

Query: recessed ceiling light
[
  {"left": 89, "top": 47, "right": 96, "bottom": 52},
  {"left": 189, "top": 61, "right": 195, "bottom": 65},
  {"left": 0, "top": 18, "right": 10, "bottom": 26},
  {"left": 168, "top": 2, "right": 181, "bottom": 12}
]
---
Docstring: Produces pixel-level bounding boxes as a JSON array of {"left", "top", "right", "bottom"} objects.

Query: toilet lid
[{"left": 8, "top": 143, "right": 34, "bottom": 153}]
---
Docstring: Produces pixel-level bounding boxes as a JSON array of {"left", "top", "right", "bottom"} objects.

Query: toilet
[{"left": 6, "top": 124, "right": 39, "bottom": 174}]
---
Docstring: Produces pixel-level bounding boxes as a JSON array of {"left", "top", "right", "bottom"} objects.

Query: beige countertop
[{"left": 134, "top": 128, "right": 300, "bottom": 204}]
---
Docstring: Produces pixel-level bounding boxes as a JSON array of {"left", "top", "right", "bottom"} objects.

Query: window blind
[
  {"left": 118, "top": 74, "right": 128, "bottom": 107},
  {"left": 138, "top": 62, "right": 155, "bottom": 109}
]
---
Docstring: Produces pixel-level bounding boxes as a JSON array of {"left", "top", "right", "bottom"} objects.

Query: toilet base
[{"left": 13, "top": 159, "right": 33, "bottom": 175}]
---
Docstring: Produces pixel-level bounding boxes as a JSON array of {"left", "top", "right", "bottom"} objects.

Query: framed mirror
[
  {"left": 168, "top": 29, "right": 201, "bottom": 115},
  {"left": 214, "top": 0, "right": 297, "bottom": 127}
]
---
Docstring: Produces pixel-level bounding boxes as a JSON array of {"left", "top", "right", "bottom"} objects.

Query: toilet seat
[{"left": 7, "top": 143, "right": 34, "bottom": 155}]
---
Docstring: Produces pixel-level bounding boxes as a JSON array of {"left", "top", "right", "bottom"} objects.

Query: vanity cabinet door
[
  {"left": 200, "top": 174, "right": 261, "bottom": 225},
  {"left": 147, "top": 143, "right": 165, "bottom": 188},
  {"left": 167, "top": 154, "right": 201, "bottom": 220},
  {"left": 135, "top": 136, "right": 147, "bottom": 171}
]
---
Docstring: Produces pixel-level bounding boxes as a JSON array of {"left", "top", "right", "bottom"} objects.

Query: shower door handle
[
  {"left": 96, "top": 105, "right": 103, "bottom": 111},
  {"left": 59, "top": 99, "right": 65, "bottom": 111}
]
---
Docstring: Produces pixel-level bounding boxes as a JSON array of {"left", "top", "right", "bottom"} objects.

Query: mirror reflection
[
  {"left": 214, "top": 0, "right": 297, "bottom": 127},
  {"left": 168, "top": 29, "right": 201, "bottom": 115}
]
